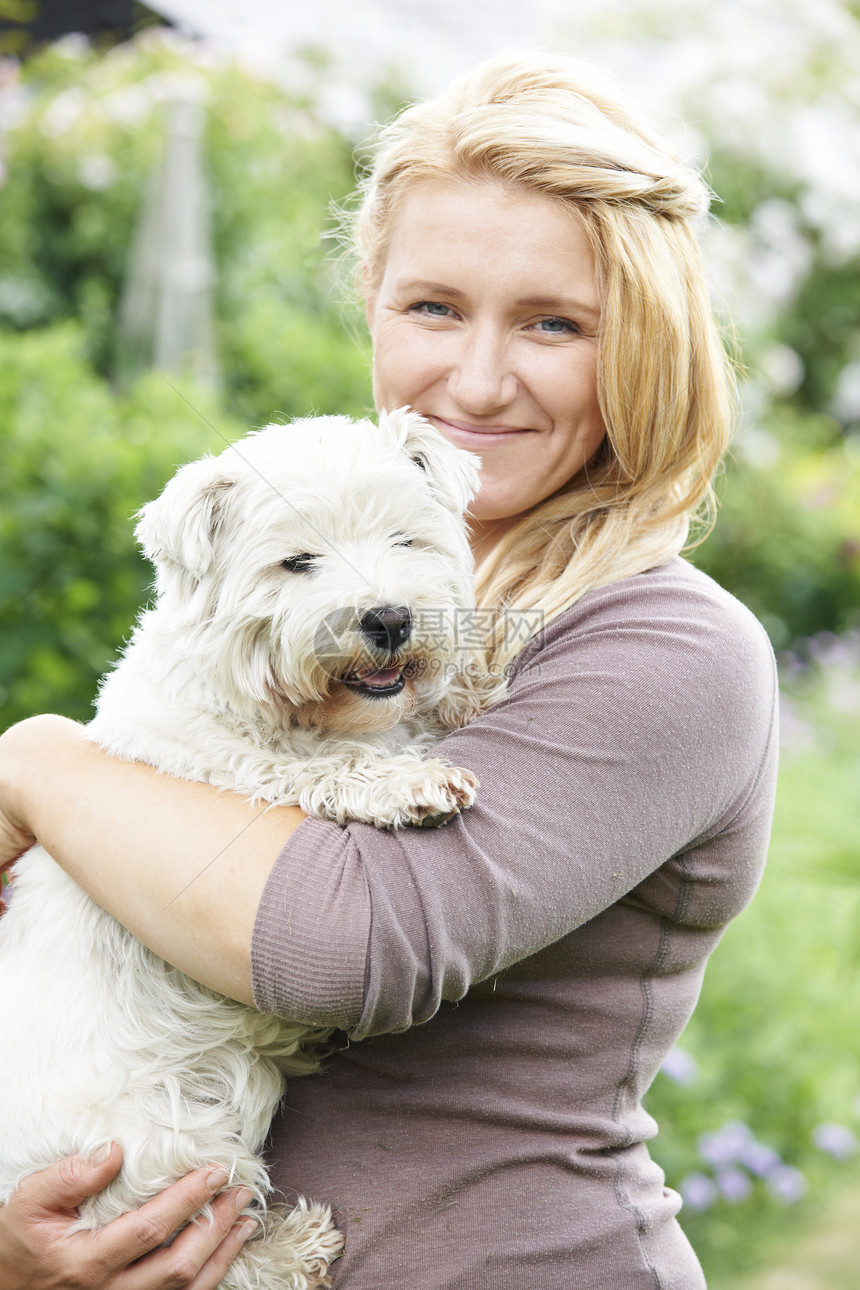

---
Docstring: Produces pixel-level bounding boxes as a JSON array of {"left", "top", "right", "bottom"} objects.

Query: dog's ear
[
  {"left": 135, "top": 454, "right": 236, "bottom": 582},
  {"left": 380, "top": 407, "right": 481, "bottom": 515}
]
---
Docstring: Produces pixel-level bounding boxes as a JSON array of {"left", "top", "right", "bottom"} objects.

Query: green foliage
[
  {"left": 200, "top": 54, "right": 372, "bottom": 424},
  {"left": 0, "top": 41, "right": 167, "bottom": 352},
  {"left": 0, "top": 34, "right": 372, "bottom": 424},
  {"left": 646, "top": 658, "right": 860, "bottom": 1285},
  {"left": 222, "top": 298, "right": 372, "bottom": 428},
  {"left": 0, "top": 323, "right": 242, "bottom": 727},
  {"left": 779, "top": 257, "right": 860, "bottom": 415},
  {"left": 706, "top": 148, "right": 801, "bottom": 227},
  {"left": 693, "top": 419, "right": 860, "bottom": 647}
]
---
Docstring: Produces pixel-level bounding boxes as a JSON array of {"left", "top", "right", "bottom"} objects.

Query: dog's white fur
[{"left": 0, "top": 410, "right": 491, "bottom": 1289}]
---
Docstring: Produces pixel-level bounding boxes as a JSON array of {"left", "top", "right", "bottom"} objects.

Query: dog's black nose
[{"left": 359, "top": 606, "right": 413, "bottom": 652}]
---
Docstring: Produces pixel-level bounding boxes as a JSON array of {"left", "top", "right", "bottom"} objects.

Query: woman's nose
[{"left": 447, "top": 326, "right": 518, "bottom": 414}]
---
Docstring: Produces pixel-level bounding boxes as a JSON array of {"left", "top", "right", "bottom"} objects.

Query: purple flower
[
  {"left": 680, "top": 1172, "right": 718, "bottom": 1212},
  {"left": 660, "top": 1046, "right": 700, "bottom": 1085},
  {"left": 808, "top": 632, "right": 848, "bottom": 667},
  {"left": 766, "top": 1164, "right": 807, "bottom": 1205},
  {"left": 812, "top": 1123, "right": 859, "bottom": 1160},
  {"left": 777, "top": 697, "right": 818, "bottom": 753},
  {"left": 716, "top": 1166, "right": 753, "bottom": 1203},
  {"left": 698, "top": 1120, "right": 754, "bottom": 1167},
  {"left": 739, "top": 1141, "right": 782, "bottom": 1176}
]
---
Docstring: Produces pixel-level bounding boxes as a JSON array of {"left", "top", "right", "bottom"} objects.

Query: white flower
[
  {"left": 759, "top": 344, "right": 805, "bottom": 397},
  {"left": 41, "top": 87, "right": 86, "bottom": 137},
  {"left": 97, "top": 84, "right": 153, "bottom": 127},
  {"left": 77, "top": 154, "right": 117, "bottom": 191}
]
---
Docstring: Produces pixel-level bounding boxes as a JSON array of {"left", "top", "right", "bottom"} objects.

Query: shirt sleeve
[{"left": 251, "top": 561, "right": 778, "bottom": 1039}]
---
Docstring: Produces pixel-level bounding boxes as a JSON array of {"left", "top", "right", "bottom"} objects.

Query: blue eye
[
  {"left": 535, "top": 317, "right": 579, "bottom": 335},
  {"left": 411, "top": 301, "right": 454, "bottom": 318}
]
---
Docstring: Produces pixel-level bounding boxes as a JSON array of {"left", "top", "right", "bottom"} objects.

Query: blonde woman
[{"left": 0, "top": 54, "right": 777, "bottom": 1290}]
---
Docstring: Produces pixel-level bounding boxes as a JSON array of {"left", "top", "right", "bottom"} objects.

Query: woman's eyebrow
[
  {"left": 396, "top": 279, "right": 467, "bottom": 298},
  {"left": 516, "top": 294, "right": 601, "bottom": 322},
  {"left": 395, "top": 280, "right": 600, "bottom": 322}
]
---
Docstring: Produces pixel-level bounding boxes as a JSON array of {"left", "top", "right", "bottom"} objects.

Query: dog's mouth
[{"left": 341, "top": 659, "right": 414, "bottom": 699}]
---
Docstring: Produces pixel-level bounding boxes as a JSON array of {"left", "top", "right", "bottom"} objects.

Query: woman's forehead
[{"left": 379, "top": 178, "right": 600, "bottom": 314}]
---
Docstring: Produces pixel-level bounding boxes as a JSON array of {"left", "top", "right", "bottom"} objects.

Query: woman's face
[{"left": 365, "top": 178, "right": 605, "bottom": 542}]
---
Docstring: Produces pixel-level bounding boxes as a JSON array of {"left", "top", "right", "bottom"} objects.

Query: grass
[
  {"left": 734, "top": 1167, "right": 860, "bottom": 1289},
  {"left": 646, "top": 638, "right": 860, "bottom": 1286}
]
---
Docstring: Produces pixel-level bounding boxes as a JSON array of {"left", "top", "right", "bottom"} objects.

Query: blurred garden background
[{"left": 1, "top": 1, "right": 859, "bottom": 1285}]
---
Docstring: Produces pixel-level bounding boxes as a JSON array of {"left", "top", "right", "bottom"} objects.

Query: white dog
[{"left": 0, "top": 409, "right": 490, "bottom": 1289}]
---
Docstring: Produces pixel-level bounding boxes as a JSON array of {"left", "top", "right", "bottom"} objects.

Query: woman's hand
[
  {"left": 0, "top": 1144, "right": 256, "bottom": 1290},
  {"left": 0, "top": 722, "right": 38, "bottom": 879},
  {"left": 0, "top": 720, "right": 39, "bottom": 915},
  {"left": 0, "top": 812, "right": 33, "bottom": 876}
]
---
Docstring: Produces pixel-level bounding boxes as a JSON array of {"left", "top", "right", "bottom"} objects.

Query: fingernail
[
  {"left": 236, "top": 1219, "right": 257, "bottom": 1243},
  {"left": 206, "top": 1166, "right": 229, "bottom": 1191},
  {"left": 233, "top": 1187, "right": 255, "bottom": 1213},
  {"left": 87, "top": 1143, "right": 113, "bottom": 1166}
]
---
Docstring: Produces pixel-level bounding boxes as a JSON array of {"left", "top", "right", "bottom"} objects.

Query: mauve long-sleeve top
[{"left": 251, "top": 558, "right": 779, "bottom": 1289}]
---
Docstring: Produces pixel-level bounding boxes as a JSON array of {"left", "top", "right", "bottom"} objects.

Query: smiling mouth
[
  {"left": 342, "top": 662, "right": 408, "bottom": 698},
  {"left": 431, "top": 417, "right": 532, "bottom": 440}
]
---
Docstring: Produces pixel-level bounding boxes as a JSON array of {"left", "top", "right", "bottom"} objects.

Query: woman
[{"left": 0, "top": 53, "right": 777, "bottom": 1289}]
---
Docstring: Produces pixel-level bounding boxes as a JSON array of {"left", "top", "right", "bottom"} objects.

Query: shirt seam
[{"left": 610, "top": 848, "right": 695, "bottom": 1290}]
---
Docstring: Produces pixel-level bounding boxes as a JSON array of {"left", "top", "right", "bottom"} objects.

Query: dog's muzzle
[{"left": 341, "top": 606, "right": 414, "bottom": 699}]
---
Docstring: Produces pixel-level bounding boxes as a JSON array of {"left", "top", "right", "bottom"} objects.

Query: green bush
[
  {"left": 0, "top": 324, "right": 243, "bottom": 727},
  {"left": 693, "top": 415, "right": 860, "bottom": 647},
  {"left": 0, "top": 34, "right": 372, "bottom": 424}
]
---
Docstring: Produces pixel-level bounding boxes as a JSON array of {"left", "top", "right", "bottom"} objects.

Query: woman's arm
[
  {"left": 0, "top": 716, "right": 306, "bottom": 1005},
  {"left": 253, "top": 564, "right": 779, "bottom": 1037}
]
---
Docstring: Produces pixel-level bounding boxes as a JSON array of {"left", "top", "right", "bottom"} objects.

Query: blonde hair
[{"left": 349, "top": 53, "right": 736, "bottom": 673}]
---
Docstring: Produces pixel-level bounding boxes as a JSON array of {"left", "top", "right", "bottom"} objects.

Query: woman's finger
[
  {"left": 111, "top": 1186, "right": 255, "bottom": 1290},
  {"left": 0, "top": 719, "right": 47, "bottom": 868},
  {"left": 11, "top": 1143, "right": 125, "bottom": 1218},
  {"left": 0, "top": 820, "right": 35, "bottom": 875},
  {"left": 91, "top": 1167, "right": 233, "bottom": 1269},
  {"left": 166, "top": 1216, "right": 256, "bottom": 1290}
]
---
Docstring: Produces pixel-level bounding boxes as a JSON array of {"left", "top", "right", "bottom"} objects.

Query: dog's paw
[
  {"left": 227, "top": 1197, "right": 343, "bottom": 1290},
  {"left": 294, "top": 758, "right": 477, "bottom": 829},
  {"left": 393, "top": 760, "right": 478, "bottom": 829}
]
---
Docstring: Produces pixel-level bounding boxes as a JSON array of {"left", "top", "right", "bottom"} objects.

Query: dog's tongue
[{"left": 351, "top": 663, "right": 403, "bottom": 688}]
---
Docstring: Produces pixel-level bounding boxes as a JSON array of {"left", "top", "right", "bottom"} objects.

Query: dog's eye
[
  {"left": 281, "top": 554, "right": 318, "bottom": 573},
  {"left": 394, "top": 538, "right": 414, "bottom": 548}
]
